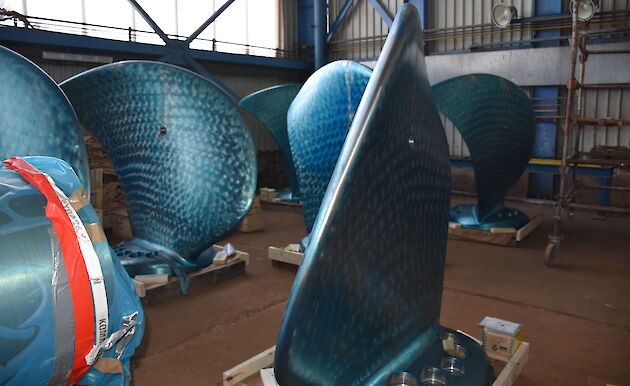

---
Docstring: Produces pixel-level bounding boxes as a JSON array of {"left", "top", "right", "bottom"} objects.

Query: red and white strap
[{"left": 3, "top": 157, "right": 108, "bottom": 384}]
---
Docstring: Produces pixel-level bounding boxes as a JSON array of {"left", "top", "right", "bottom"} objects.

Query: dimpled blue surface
[
  {"left": 0, "top": 156, "right": 143, "bottom": 385},
  {"left": 275, "top": 5, "right": 491, "bottom": 385},
  {"left": 287, "top": 61, "right": 372, "bottom": 232},
  {"left": 240, "top": 84, "right": 302, "bottom": 199},
  {"left": 432, "top": 74, "right": 535, "bottom": 223},
  {"left": 60, "top": 61, "right": 257, "bottom": 259},
  {"left": 0, "top": 46, "right": 89, "bottom": 188}
]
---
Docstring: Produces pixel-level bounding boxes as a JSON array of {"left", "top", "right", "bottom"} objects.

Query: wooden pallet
[
  {"left": 223, "top": 341, "right": 529, "bottom": 386},
  {"left": 268, "top": 245, "right": 303, "bottom": 266},
  {"left": 448, "top": 213, "right": 543, "bottom": 247},
  {"left": 133, "top": 244, "right": 249, "bottom": 306}
]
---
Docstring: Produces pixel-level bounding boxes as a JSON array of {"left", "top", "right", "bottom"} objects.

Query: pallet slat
[
  {"left": 268, "top": 246, "right": 303, "bottom": 266},
  {"left": 138, "top": 245, "right": 249, "bottom": 306},
  {"left": 225, "top": 341, "right": 529, "bottom": 386},
  {"left": 448, "top": 213, "right": 542, "bottom": 247},
  {"left": 223, "top": 346, "right": 276, "bottom": 386}
]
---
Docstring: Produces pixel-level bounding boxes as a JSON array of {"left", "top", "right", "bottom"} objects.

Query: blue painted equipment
[
  {"left": 275, "top": 5, "right": 492, "bottom": 385},
  {"left": 433, "top": 74, "right": 536, "bottom": 230},
  {"left": 240, "top": 84, "right": 302, "bottom": 202},
  {"left": 0, "top": 156, "right": 143, "bottom": 385},
  {"left": 60, "top": 61, "right": 257, "bottom": 291},
  {"left": 288, "top": 61, "right": 372, "bottom": 233},
  {"left": 0, "top": 45, "right": 89, "bottom": 188}
]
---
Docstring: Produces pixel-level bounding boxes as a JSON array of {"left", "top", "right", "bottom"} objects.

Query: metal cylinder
[{"left": 389, "top": 372, "right": 420, "bottom": 386}]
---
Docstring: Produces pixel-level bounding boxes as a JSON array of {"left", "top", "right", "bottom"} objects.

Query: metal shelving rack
[{"left": 545, "top": 3, "right": 630, "bottom": 265}]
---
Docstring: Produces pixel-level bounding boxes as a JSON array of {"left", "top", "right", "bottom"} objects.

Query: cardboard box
[
  {"left": 480, "top": 316, "right": 522, "bottom": 362},
  {"left": 259, "top": 188, "right": 277, "bottom": 202}
]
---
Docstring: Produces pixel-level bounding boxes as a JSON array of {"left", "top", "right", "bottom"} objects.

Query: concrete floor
[{"left": 130, "top": 197, "right": 630, "bottom": 385}]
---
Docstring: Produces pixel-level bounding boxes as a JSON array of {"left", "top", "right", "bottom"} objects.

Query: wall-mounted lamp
[
  {"left": 570, "top": 0, "right": 598, "bottom": 21},
  {"left": 491, "top": 3, "right": 518, "bottom": 29}
]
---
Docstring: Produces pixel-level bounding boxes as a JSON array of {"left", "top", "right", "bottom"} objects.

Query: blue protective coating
[
  {"left": 240, "top": 84, "right": 302, "bottom": 201},
  {"left": 450, "top": 204, "right": 531, "bottom": 230},
  {"left": 287, "top": 61, "right": 372, "bottom": 232},
  {"left": 60, "top": 61, "right": 257, "bottom": 266},
  {"left": 432, "top": 74, "right": 535, "bottom": 228},
  {"left": 0, "top": 156, "right": 144, "bottom": 385},
  {"left": 0, "top": 45, "right": 89, "bottom": 189},
  {"left": 275, "top": 5, "right": 491, "bottom": 385}
]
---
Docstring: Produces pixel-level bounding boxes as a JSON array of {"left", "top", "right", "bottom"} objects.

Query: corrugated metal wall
[
  {"left": 444, "top": 86, "right": 630, "bottom": 158},
  {"left": 327, "top": 0, "right": 536, "bottom": 59},
  {"left": 578, "top": 88, "right": 630, "bottom": 153},
  {"left": 328, "top": 0, "right": 399, "bottom": 61},
  {"left": 278, "top": 0, "right": 299, "bottom": 54},
  {"left": 428, "top": 0, "right": 534, "bottom": 52},
  {"left": 327, "top": 0, "right": 629, "bottom": 158}
]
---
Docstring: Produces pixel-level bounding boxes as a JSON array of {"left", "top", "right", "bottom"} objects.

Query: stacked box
[
  {"left": 238, "top": 196, "right": 264, "bottom": 232},
  {"left": 480, "top": 316, "right": 523, "bottom": 361}
]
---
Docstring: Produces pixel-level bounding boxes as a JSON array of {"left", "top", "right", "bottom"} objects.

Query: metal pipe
[
  {"left": 568, "top": 202, "right": 630, "bottom": 214},
  {"left": 578, "top": 84, "right": 630, "bottom": 89},
  {"left": 575, "top": 117, "right": 630, "bottom": 126},
  {"left": 567, "top": 156, "right": 628, "bottom": 166},
  {"left": 552, "top": 2, "right": 580, "bottom": 243},
  {"left": 577, "top": 39, "right": 586, "bottom": 120},
  {"left": 536, "top": 116, "right": 564, "bottom": 119},
  {"left": 584, "top": 49, "right": 630, "bottom": 54},
  {"left": 313, "top": 0, "right": 327, "bottom": 70},
  {"left": 577, "top": 184, "right": 630, "bottom": 192},
  {"left": 185, "top": 0, "right": 237, "bottom": 45}
]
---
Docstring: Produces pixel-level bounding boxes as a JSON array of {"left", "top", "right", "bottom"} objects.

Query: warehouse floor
[{"left": 129, "top": 197, "right": 630, "bottom": 386}]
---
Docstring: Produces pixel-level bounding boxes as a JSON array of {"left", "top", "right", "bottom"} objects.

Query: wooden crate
[
  {"left": 448, "top": 213, "right": 543, "bottom": 247},
  {"left": 223, "top": 340, "right": 530, "bottom": 386},
  {"left": 133, "top": 244, "right": 249, "bottom": 306}
]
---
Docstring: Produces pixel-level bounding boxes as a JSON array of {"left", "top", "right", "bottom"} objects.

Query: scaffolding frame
[{"left": 546, "top": 3, "right": 630, "bottom": 265}]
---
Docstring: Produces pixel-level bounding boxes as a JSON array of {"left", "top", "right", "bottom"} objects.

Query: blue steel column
[
  {"left": 404, "top": 0, "right": 428, "bottom": 29},
  {"left": 529, "top": 0, "right": 562, "bottom": 199},
  {"left": 314, "top": 0, "right": 327, "bottom": 69}
]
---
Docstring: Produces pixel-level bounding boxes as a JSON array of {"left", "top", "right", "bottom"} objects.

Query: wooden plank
[
  {"left": 515, "top": 214, "right": 543, "bottom": 242},
  {"left": 142, "top": 260, "right": 245, "bottom": 306},
  {"left": 132, "top": 279, "right": 146, "bottom": 298},
  {"left": 268, "top": 246, "right": 304, "bottom": 266},
  {"left": 492, "top": 342, "right": 530, "bottom": 386},
  {"left": 448, "top": 221, "right": 462, "bottom": 229},
  {"left": 448, "top": 226, "right": 515, "bottom": 246},
  {"left": 260, "top": 201, "right": 303, "bottom": 214},
  {"left": 134, "top": 274, "right": 169, "bottom": 286},
  {"left": 140, "top": 246, "right": 248, "bottom": 306},
  {"left": 223, "top": 346, "right": 276, "bottom": 386},
  {"left": 228, "top": 342, "right": 529, "bottom": 386},
  {"left": 490, "top": 227, "right": 517, "bottom": 234}
]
